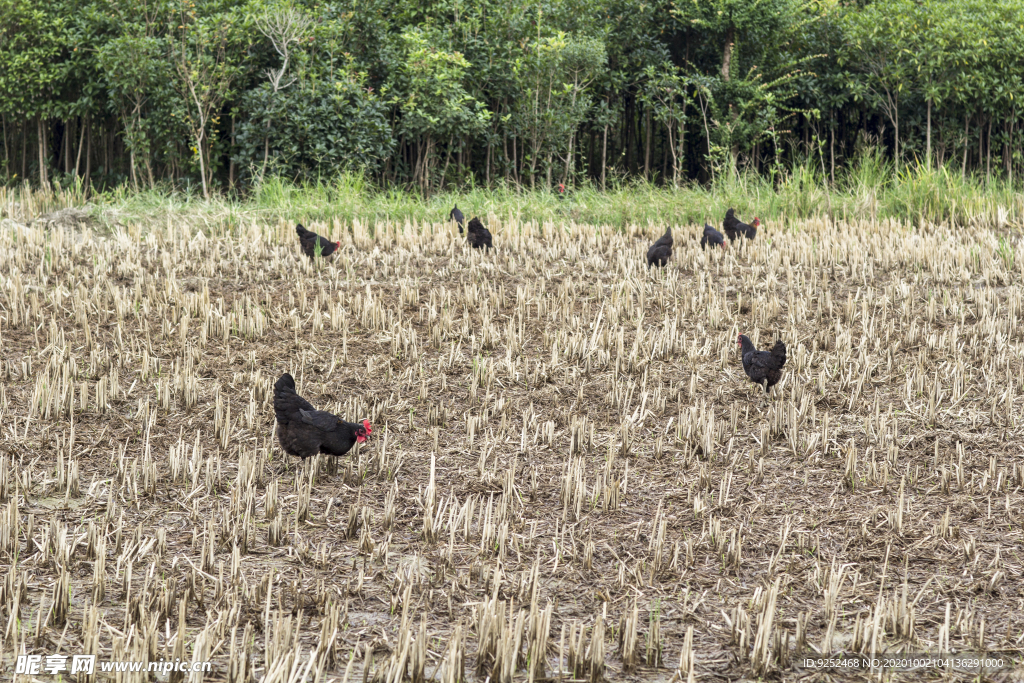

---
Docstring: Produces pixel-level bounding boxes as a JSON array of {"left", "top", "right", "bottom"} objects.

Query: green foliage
[
  {"left": 390, "top": 26, "right": 490, "bottom": 191},
  {"left": 513, "top": 30, "right": 606, "bottom": 187},
  {"left": 169, "top": 1, "right": 251, "bottom": 197},
  {"left": 0, "top": 0, "right": 63, "bottom": 118},
  {"left": 5, "top": 0, "right": 1024, "bottom": 196},
  {"left": 672, "top": 0, "right": 825, "bottom": 172},
  {"left": 395, "top": 28, "right": 485, "bottom": 139},
  {"left": 234, "top": 71, "right": 394, "bottom": 180},
  {"left": 97, "top": 33, "right": 175, "bottom": 188},
  {"left": 640, "top": 64, "right": 691, "bottom": 185}
]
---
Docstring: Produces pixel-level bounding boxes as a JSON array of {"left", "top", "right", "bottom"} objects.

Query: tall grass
[{"left": 3, "top": 153, "right": 1022, "bottom": 231}]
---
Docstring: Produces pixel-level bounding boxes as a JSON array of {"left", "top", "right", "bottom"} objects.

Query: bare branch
[{"left": 257, "top": 8, "right": 311, "bottom": 93}]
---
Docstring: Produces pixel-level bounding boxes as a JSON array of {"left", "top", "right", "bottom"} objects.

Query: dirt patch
[{"left": 0, "top": 215, "right": 1021, "bottom": 682}]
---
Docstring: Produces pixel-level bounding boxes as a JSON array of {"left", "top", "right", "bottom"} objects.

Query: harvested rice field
[{"left": 1, "top": 204, "right": 1024, "bottom": 682}]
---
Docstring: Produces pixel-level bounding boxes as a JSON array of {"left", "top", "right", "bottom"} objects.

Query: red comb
[{"left": 362, "top": 419, "right": 372, "bottom": 434}]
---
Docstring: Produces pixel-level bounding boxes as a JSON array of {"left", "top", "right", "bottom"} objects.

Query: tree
[
  {"left": 234, "top": 66, "right": 394, "bottom": 180},
  {"left": 841, "top": 0, "right": 918, "bottom": 173},
  {"left": 0, "top": 0, "right": 63, "bottom": 185},
  {"left": 391, "top": 27, "right": 489, "bottom": 193},
  {"left": 97, "top": 34, "right": 170, "bottom": 189},
  {"left": 558, "top": 35, "right": 606, "bottom": 185},
  {"left": 511, "top": 28, "right": 604, "bottom": 189},
  {"left": 640, "top": 64, "right": 691, "bottom": 187},
  {"left": 5, "top": 0, "right": 1024, "bottom": 193},
  {"left": 254, "top": 3, "right": 310, "bottom": 180},
  {"left": 170, "top": 5, "right": 246, "bottom": 198},
  {"left": 673, "top": 0, "right": 824, "bottom": 174}
]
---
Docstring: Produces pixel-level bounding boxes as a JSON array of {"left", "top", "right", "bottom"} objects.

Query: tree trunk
[
  {"left": 229, "top": 115, "right": 236, "bottom": 190},
  {"left": 410, "top": 140, "right": 418, "bottom": 188},
  {"left": 395, "top": 134, "right": 404, "bottom": 185},
  {"left": 37, "top": 116, "right": 49, "bottom": 187},
  {"left": 528, "top": 140, "right": 539, "bottom": 189},
  {"left": 18, "top": 120, "right": 25, "bottom": 180},
  {"left": 1004, "top": 120, "right": 1010, "bottom": 179},
  {"left": 500, "top": 97, "right": 508, "bottom": 184},
  {"left": 624, "top": 94, "right": 634, "bottom": 173},
  {"left": 413, "top": 140, "right": 421, "bottom": 189},
  {"left": 1, "top": 115, "right": 7, "bottom": 177},
  {"left": 644, "top": 107, "right": 651, "bottom": 180},
  {"left": 84, "top": 119, "right": 92, "bottom": 190},
  {"left": 1008, "top": 109, "right": 1015, "bottom": 185},
  {"left": 680, "top": 118, "right": 690, "bottom": 187},
  {"left": 563, "top": 129, "right": 574, "bottom": 185},
  {"left": 721, "top": 26, "right": 734, "bottom": 82},
  {"left": 130, "top": 150, "right": 139, "bottom": 190},
  {"left": 961, "top": 115, "right": 970, "bottom": 178},
  {"left": 662, "top": 123, "right": 668, "bottom": 182},
  {"left": 666, "top": 119, "right": 677, "bottom": 187},
  {"left": 829, "top": 110, "right": 835, "bottom": 184},
  {"left": 62, "top": 119, "right": 70, "bottom": 175},
  {"left": 698, "top": 92, "right": 714, "bottom": 183},
  {"left": 261, "top": 136, "right": 270, "bottom": 181},
  {"left": 589, "top": 128, "right": 596, "bottom": 181},
  {"left": 977, "top": 116, "right": 983, "bottom": 171},
  {"left": 103, "top": 123, "right": 109, "bottom": 179},
  {"left": 925, "top": 97, "right": 932, "bottom": 169},
  {"left": 422, "top": 135, "right": 432, "bottom": 195},
  {"left": 893, "top": 97, "right": 899, "bottom": 174},
  {"left": 601, "top": 123, "right": 608, "bottom": 191},
  {"left": 74, "top": 116, "right": 86, "bottom": 177},
  {"left": 681, "top": 89, "right": 690, "bottom": 182},
  {"left": 986, "top": 115, "right": 992, "bottom": 182},
  {"left": 196, "top": 132, "right": 209, "bottom": 199},
  {"left": 512, "top": 134, "right": 518, "bottom": 186},
  {"left": 440, "top": 135, "right": 454, "bottom": 190},
  {"left": 54, "top": 120, "right": 62, "bottom": 173}
]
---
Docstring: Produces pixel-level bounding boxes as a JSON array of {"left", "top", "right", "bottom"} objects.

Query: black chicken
[
  {"left": 273, "top": 373, "right": 371, "bottom": 460},
  {"left": 466, "top": 217, "right": 493, "bottom": 250},
  {"left": 723, "top": 209, "right": 759, "bottom": 242},
  {"left": 450, "top": 205, "right": 466, "bottom": 233},
  {"left": 738, "top": 335, "right": 787, "bottom": 393},
  {"left": 701, "top": 224, "right": 726, "bottom": 250},
  {"left": 295, "top": 224, "right": 340, "bottom": 259},
  {"left": 646, "top": 227, "right": 673, "bottom": 267}
]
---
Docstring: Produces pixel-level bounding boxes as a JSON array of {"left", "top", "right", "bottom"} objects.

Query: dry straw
[{"left": 0, "top": 209, "right": 1021, "bottom": 679}]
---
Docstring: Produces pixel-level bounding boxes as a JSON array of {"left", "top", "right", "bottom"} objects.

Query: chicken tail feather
[{"left": 770, "top": 340, "right": 787, "bottom": 367}]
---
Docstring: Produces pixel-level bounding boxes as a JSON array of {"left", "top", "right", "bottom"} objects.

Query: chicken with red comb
[
  {"left": 273, "top": 373, "right": 371, "bottom": 460},
  {"left": 723, "top": 209, "right": 758, "bottom": 242}
]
